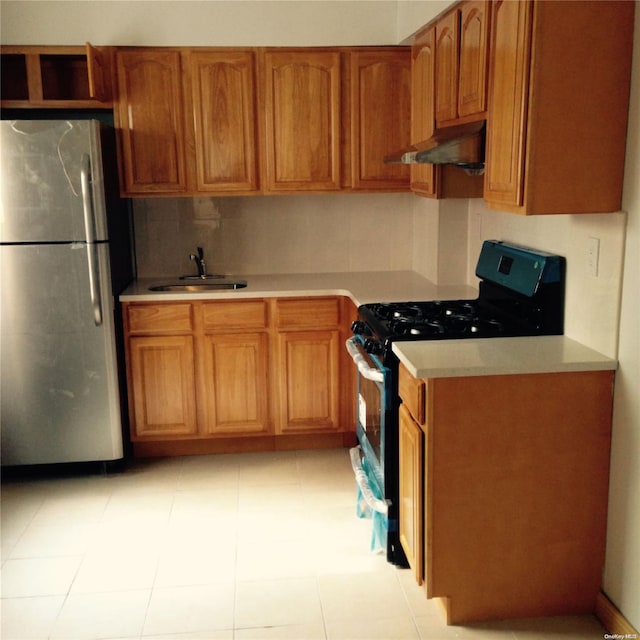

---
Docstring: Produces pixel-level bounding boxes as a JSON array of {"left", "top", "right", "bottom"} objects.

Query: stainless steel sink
[{"left": 149, "top": 280, "right": 247, "bottom": 292}]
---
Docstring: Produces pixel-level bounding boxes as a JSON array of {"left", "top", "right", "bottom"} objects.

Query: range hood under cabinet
[{"left": 384, "top": 120, "right": 485, "bottom": 174}]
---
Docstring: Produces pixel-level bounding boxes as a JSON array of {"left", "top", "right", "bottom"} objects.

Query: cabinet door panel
[
  {"left": 435, "top": 10, "right": 460, "bottom": 124},
  {"left": 202, "top": 332, "right": 270, "bottom": 435},
  {"left": 411, "top": 27, "right": 437, "bottom": 197},
  {"left": 86, "top": 43, "right": 112, "bottom": 102},
  {"left": 128, "top": 335, "right": 197, "bottom": 438},
  {"left": 191, "top": 51, "right": 259, "bottom": 192},
  {"left": 277, "top": 330, "right": 340, "bottom": 433},
  {"left": 264, "top": 51, "right": 342, "bottom": 191},
  {"left": 484, "top": 0, "right": 532, "bottom": 207},
  {"left": 351, "top": 50, "right": 411, "bottom": 190},
  {"left": 399, "top": 403, "right": 424, "bottom": 584},
  {"left": 458, "top": 0, "right": 490, "bottom": 117},
  {"left": 115, "top": 50, "right": 188, "bottom": 194}
]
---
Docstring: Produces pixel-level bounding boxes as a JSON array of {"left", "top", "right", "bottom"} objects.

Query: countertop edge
[
  {"left": 393, "top": 336, "right": 618, "bottom": 379},
  {"left": 120, "top": 275, "right": 617, "bottom": 378},
  {"left": 118, "top": 272, "right": 478, "bottom": 307}
]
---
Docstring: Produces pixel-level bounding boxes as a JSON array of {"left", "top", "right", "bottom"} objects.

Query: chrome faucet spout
[{"left": 189, "top": 248, "right": 207, "bottom": 278}]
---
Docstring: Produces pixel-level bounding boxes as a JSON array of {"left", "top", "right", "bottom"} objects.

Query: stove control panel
[{"left": 475, "top": 240, "right": 564, "bottom": 297}]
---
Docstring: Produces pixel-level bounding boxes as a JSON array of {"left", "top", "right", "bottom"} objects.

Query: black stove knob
[
  {"left": 351, "top": 320, "right": 370, "bottom": 336},
  {"left": 363, "top": 338, "right": 383, "bottom": 355}
]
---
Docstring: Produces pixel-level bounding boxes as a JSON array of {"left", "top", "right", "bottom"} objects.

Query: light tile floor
[{"left": 1, "top": 449, "right": 609, "bottom": 639}]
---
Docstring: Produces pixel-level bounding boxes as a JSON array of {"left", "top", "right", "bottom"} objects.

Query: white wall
[
  {"left": 0, "top": 0, "right": 401, "bottom": 47},
  {"left": 133, "top": 193, "right": 415, "bottom": 277},
  {"left": 465, "top": 204, "right": 627, "bottom": 359},
  {"left": 603, "top": 4, "right": 640, "bottom": 626},
  {"left": 396, "top": 0, "right": 449, "bottom": 43}
]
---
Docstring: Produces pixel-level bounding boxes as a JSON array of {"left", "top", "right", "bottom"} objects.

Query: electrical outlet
[{"left": 587, "top": 237, "right": 600, "bottom": 277}]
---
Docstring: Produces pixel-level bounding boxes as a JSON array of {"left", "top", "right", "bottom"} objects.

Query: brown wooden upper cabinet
[
  {"left": 484, "top": 0, "right": 634, "bottom": 214},
  {"left": 263, "top": 48, "right": 411, "bottom": 193},
  {"left": 112, "top": 46, "right": 410, "bottom": 197},
  {"left": 190, "top": 50, "right": 260, "bottom": 193},
  {"left": 435, "top": 0, "right": 490, "bottom": 126},
  {"left": 0, "top": 44, "right": 112, "bottom": 108},
  {"left": 114, "top": 48, "right": 260, "bottom": 197},
  {"left": 411, "top": 26, "right": 438, "bottom": 197},
  {"left": 115, "top": 49, "right": 189, "bottom": 195},
  {"left": 263, "top": 49, "right": 343, "bottom": 192},
  {"left": 350, "top": 49, "right": 411, "bottom": 191},
  {"left": 410, "top": 24, "right": 484, "bottom": 200}
]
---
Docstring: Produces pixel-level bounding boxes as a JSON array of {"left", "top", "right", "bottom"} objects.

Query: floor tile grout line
[
  {"left": 1, "top": 451, "right": 612, "bottom": 640},
  {"left": 394, "top": 568, "right": 428, "bottom": 640},
  {"left": 315, "top": 573, "right": 330, "bottom": 640}
]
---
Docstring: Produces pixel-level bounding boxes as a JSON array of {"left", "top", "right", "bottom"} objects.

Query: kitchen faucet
[{"left": 189, "top": 247, "right": 207, "bottom": 278}]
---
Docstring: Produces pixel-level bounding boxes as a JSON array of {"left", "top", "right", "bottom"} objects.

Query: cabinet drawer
[
  {"left": 275, "top": 297, "right": 340, "bottom": 329},
  {"left": 202, "top": 300, "right": 268, "bottom": 331},
  {"left": 126, "top": 303, "right": 193, "bottom": 334},
  {"left": 399, "top": 362, "right": 425, "bottom": 425}
]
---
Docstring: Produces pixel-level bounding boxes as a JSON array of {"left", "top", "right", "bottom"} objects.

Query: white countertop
[
  {"left": 393, "top": 335, "right": 617, "bottom": 379},
  {"left": 119, "top": 271, "right": 478, "bottom": 306},
  {"left": 121, "top": 273, "right": 616, "bottom": 378}
]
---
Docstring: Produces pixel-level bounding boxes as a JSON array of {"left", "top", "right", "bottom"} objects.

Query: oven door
[
  {"left": 346, "top": 336, "right": 392, "bottom": 478},
  {"left": 345, "top": 336, "right": 393, "bottom": 538},
  {"left": 346, "top": 336, "right": 409, "bottom": 567}
]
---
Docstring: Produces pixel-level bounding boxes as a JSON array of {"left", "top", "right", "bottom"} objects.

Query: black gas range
[
  {"left": 347, "top": 240, "right": 565, "bottom": 566},
  {"left": 354, "top": 240, "right": 565, "bottom": 361}
]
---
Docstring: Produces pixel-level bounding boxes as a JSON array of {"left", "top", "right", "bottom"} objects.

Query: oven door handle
[
  {"left": 350, "top": 446, "right": 389, "bottom": 515},
  {"left": 345, "top": 338, "right": 385, "bottom": 384}
]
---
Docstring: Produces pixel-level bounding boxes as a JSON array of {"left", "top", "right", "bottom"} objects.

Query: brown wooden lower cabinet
[
  {"left": 122, "top": 296, "right": 355, "bottom": 455},
  {"left": 398, "top": 361, "right": 615, "bottom": 624},
  {"left": 399, "top": 402, "right": 424, "bottom": 585},
  {"left": 276, "top": 329, "right": 341, "bottom": 434},
  {"left": 200, "top": 332, "right": 270, "bottom": 436},
  {"left": 128, "top": 335, "right": 198, "bottom": 438}
]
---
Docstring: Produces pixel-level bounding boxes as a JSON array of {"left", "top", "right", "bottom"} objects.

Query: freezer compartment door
[
  {"left": 1, "top": 243, "right": 124, "bottom": 465},
  {"left": 0, "top": 120, "right": 108, "bottom": 243}
]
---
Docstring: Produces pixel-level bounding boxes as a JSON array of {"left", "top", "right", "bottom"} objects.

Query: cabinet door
[
  {"left": 435, "top": 10, "right": 460, "bottom": 124},
  {"left": 201, "top": 332, "right": 270, "bottom": 435},
  {"left": 190, "top": 50, "right": 259, "bottom": 193},
  {"left": 276, "top": 330, "right": 340, "bottom": 434},
  {"left": 264, "top": 50, "right": 342, "bottom": 192},
  {"left": 128, "top": 335, "right": 197, "bottom": 439},
  {"left": 115, "top": 49, "right": 188, "bottom": 195},
  {"left": 85, "top": 43, "right": 112, "bottom": 102},
  {"left": 485, "top": 1, "right": 633, "bottom": 215},
  {"left": 458, "top": 0, "right": 490, "bottom": 118},
  {"left": 484, "top": 0, "right": 532, "bottom": 208},
  {"left": 411, "top": 27, "right": 437, "bottom": 197},
  {"left": 350, "top": 50, "right": 411, "bottom": 190},
  {"left": 399, "top": 403, "right": 424, "bottom": 584}
]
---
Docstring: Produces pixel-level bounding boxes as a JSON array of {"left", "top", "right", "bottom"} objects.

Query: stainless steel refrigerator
[{"left": 1, "top": 119, "right": 134, "bottom": 466}]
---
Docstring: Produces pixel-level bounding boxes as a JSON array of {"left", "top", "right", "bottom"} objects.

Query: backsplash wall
[
  {"left": 467, "top": 199, "right": 627, "bottom": 359},
  {"left": 133, "top": 192, "right": 626, "bottom": 358},
  {"left": 132, "top": 193, "right": 415, "bottom": 277}
]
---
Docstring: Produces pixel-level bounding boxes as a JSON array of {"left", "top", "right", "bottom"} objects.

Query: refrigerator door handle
[{"left": 80, "top": 154, "right": 103, "bottom": 326}]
